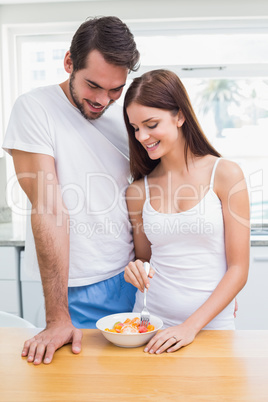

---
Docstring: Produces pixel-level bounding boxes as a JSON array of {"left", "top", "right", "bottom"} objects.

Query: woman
[{"left": 123, "top": 69, "right": 250, "bottom": 354}]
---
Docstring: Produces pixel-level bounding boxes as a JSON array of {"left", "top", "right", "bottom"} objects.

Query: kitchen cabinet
[
  {"left": 1, "top": 243, "right": 268, "bottom": 329},
  {"left": 20, "top": 250, "right": 45, "bottom": 328},
  {"left": 19, "top": 245, "right": 268, "bottom": 330},
  {"left": 235, "top": 246, "right": 268, "bottom": 329},
  {"left": 0, "top": 247, "right": 21, "bottom": 316}
]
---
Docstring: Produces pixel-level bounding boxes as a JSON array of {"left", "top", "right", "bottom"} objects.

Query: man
[{"left": 2, "top": 16, "right": 140, "bottom": 365}]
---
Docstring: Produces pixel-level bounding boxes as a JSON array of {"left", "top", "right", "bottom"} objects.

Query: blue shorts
[{"left": 68, "top": 271, "right": 137, "bottom": 328}]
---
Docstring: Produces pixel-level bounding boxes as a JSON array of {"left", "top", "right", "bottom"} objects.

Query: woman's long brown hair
[{"left": 123, "top": 69, "right": 221, "bottom": 181}]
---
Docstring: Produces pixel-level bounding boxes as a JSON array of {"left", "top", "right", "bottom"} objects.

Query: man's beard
[{"left": 69, "top": 72, "right": 113, "bottom": 120}]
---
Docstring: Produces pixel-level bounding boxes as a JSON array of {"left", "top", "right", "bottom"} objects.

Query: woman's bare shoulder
[
  {"left": 127, "top": 178, "right": 145, "bottom": 195},
  {"left": 217, "top": 159, "right": 245, "bottom": 181},
  {"left": 126, "top": 178, "right": 146, "bottom": 212},
  {"left": 215, "top": 159, "right": 247, "bottom": 197}
]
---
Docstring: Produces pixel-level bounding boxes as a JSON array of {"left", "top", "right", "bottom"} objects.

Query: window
[
  {"left": 184, "top": 77, "right": 268, "bottom": 223},
  {"left": 3, "top": 19, "right": 268, "bottom": 227},
  {"left": 35, "top": 51, "right": 45, "bottom": 62},
  {"left": 1, "top": 27, "right": 73, "bottom": 215},
  {"left": 52, "top": 49, "right": 66, "bottom": 60},
  {"left": 31, "top": 70, "right": 46, "bottom": 81},
  {"left": 128, "top": 20, "right": 268, "bottom": 227},
  {"left": 18, "top": 37, "right": 70, "bottom": 93}
]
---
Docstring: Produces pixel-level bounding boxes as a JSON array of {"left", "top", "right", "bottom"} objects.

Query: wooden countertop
[{"left": 1, "top": 329, "right": 268, "bottom": 401}]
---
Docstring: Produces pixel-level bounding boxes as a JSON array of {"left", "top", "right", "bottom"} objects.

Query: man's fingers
[
  {"left": 26, "top": 340, "right": 38, "bottom": 362},
  {"left": 21, "top": 338, "right": 32, "bottom": 356},
  {"left": 33, "top": 343, "right": 46, "bottom": 365},
  {"left": 21, "top": 323, "right": 80, "bottom": 364},
  {"left": 43, "top": 342, "right": 58, "bottom": 364},
  {"left": 72, "top": 329, "right": 83, "bottom": 354}
]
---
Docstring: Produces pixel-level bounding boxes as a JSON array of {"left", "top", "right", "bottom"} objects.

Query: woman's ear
[
  {"left": 63, "top": 51, "right": 73, "bottom": 74},
  {"left": 177, "top": 110, "right": 185, "bottom": 128}
]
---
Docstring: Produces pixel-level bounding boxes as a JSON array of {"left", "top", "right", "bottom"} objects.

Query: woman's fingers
[
  {"left": 144, "top": 325, "right": 195, "bottom": 354},
  {"left": 145, "top": 335, "right": 184, "bottom": 354},
  {"left": 148, "top": 267, "right": 155, "bottom": 278},
  {"left": 124, "top": 260, "right": 152, "bottom": 291},
  {"left": 137, "top": 260, "right": 151, "bottom": 289},
  {"left": 124, "top": 261, "right": 145, "bottom": 291}
]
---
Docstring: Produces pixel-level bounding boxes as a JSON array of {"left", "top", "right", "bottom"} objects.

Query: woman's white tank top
[{"left": 133, "top": 158, "right": 235, "bottom": 329}]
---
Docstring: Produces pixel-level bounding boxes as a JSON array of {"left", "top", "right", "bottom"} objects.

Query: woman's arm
[
  {"left": 124, "top": 180, "right": 154, "bottom": 292},
  {"left": 145, "top": 160, "right": 250, "bottom": 354}
]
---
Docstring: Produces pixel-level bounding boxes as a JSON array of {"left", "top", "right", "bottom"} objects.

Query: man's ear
[
  {"left": 177, "top": 110, "right": 185, "bottom": 128},
  {"left": 63, "top": 51, "right": 73, "bottom": 74}
]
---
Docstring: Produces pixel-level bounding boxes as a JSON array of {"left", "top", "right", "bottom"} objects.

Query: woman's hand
[
  {"left": 124, "top": 259, "right": 155, "bottom": 292},
  {"left": 144, "top": 323, "right": 197, "bottom": 354}
]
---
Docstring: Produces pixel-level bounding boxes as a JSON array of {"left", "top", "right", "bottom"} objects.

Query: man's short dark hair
[{"left": 69, "top": 16, "right": 140, "bottom": 72}]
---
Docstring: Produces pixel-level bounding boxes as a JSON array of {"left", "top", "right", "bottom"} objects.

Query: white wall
[{"left": 1, "top": 0, "right": 268, "bottom": 23}]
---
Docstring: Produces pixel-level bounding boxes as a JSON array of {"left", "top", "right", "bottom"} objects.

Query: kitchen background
[{"left": 0, "top": 0, "right": 267, "bottom": 328}]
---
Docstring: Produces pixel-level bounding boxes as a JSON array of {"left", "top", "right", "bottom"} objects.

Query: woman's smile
[{"left": 145, "top": 140, "right": 160, "bottom": 151}]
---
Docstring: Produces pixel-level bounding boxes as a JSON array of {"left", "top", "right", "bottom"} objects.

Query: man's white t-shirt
[{"left": 3, "top": 85, "right": 134, "bottom": 286}]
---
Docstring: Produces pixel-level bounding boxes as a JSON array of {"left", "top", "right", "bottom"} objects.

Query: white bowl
[{"left": 96, "top": 312, "right": 163, "bottom": 348}]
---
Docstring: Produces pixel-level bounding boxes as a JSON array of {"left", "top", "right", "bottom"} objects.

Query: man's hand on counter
[{"left": 21, "top": 320, "right": 83, "bottom": 365}]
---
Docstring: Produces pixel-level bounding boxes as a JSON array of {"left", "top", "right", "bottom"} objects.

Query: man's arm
[{"left": 12, "top": 150, "right": 82, "bottom": 364}]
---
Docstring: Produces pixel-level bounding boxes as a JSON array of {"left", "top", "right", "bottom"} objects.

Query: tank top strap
[
  {"left": 209, "top": 158, "right": 222, "bottom": 190},
  {"left": 144, "top": 176, "right": 150, "bottom": 200}
]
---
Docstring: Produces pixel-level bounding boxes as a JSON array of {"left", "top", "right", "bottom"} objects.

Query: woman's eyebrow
[{"left": 142, "top": 117, "right": 157, "bottom": 123}]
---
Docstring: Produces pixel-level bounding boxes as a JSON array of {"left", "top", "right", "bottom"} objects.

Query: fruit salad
[{"left": 105, "top": 317, "right": 155, "bottom": 334}]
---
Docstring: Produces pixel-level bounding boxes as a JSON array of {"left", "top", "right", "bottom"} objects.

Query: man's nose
[{"left": 95, "top": 90, "right": 111, "bottom": 107}]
